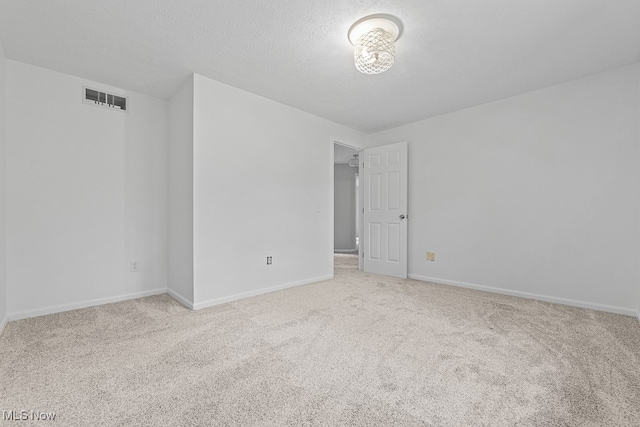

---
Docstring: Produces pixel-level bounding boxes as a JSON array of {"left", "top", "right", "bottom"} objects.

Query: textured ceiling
[{"left": 0, "top": 1, "right": 639, "bottom": 133}]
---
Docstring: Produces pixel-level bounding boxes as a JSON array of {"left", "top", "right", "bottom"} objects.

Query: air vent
[{"left": 83, "top": 86, "right": 128, "bottom": 112}]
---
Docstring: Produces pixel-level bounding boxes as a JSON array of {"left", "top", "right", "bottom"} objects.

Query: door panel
[
  {"left": 363, "top": 141, "right": 408, "bottom": 278},
  {"left": 387, "top": 171, "right": 400, "bottom": 210},
  {"left": 387, "top": 223, "right": 400, "bottom": 262},
  {"left": 369, "top": 174, "right": 381, "bottom": 211},
  {"left": 368, "top": 223, "right": 381, "bottom": 260},
  {"left": 369, "top": 153, "right": 382, "bottom": 167}
]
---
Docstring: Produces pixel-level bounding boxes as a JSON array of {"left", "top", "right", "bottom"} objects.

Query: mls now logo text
[{"left": 3, "top": 410, "right": 57, "bottom": 421}]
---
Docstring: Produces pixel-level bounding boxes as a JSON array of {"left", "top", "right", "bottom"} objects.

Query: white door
[{"left": 363, "top": 141, "right": 408, "bottom": 278}]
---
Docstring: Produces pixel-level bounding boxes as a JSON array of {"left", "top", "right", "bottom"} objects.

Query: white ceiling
[
  {"left": 335, "top": 144, "right": 360, "bottom": 164},
  {"left": 0, "top": 1, "right": 638, "bottom": 133}
]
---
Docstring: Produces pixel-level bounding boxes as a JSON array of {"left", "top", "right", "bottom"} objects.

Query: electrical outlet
[
  {"left": 130, "top": 261, "right": 139, "bottom": 272},
  {"left": 426, "top": 252, "right": 435, "bottom": 262},
  {"left": 266, "top": 256, "right": 272, "bottom": 265}
]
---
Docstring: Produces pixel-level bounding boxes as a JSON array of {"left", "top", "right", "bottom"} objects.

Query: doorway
[
  {"left": 333, "top": 142, "right": 363, "bottom": 268},
  {"left": 331, "top": 140, "right": 408, "bottom": 278}
]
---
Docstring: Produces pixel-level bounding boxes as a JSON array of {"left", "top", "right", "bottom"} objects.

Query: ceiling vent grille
[{"left": 83, "top": 86, "right": 128, "bottom": 112}]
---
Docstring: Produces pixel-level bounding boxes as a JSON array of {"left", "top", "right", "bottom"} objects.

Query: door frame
[{"left": 330, "top": 139, "right": 364, "bottom": 272}]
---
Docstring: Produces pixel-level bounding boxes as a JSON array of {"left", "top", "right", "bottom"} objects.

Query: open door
[{"left": 363, "top": 141, "right": 408, "bottom": 278}]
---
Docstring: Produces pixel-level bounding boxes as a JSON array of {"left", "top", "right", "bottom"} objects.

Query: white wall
[
  {"left": 168, "top": 76, "right": 194, "bottom": 306},
  {"left": 368, "top": 64, "right": 640, "bottom": 315},
  {"left": 6, "top": 60, "right": 169, "bottom": 318},
  {"left": 0, "top": 41, "right": 7, "bottom": 332},
  {"left": 334, "top": 164, "right": 357, "bottom": 251},
  {"left": 191, "top": 74, "right": 365, "bottom": 307}
]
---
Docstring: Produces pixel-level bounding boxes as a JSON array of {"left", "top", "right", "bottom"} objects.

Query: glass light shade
[{"left": 354, "top": 29, "right": 395, "bottom": 74}]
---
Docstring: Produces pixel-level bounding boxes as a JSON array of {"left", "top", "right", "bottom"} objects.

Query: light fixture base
[{"left": 348, "top": 14, "right": 403, "bottom": 45}]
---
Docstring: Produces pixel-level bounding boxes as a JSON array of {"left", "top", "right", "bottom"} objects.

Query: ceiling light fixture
[{"left": 348, "top": 14, "right": 402, "bottom": 75}]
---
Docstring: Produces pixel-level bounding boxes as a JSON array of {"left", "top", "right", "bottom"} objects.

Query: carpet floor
[{"left": 1, "top": 255, "right": 639, "bottom": 426}]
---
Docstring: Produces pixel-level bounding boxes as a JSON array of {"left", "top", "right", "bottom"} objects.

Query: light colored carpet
[{"left": 1, "top": 255, "right": 639, "bottom": 426}]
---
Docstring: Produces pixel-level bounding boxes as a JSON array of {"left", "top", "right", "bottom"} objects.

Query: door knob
[{"left": 399, "top": 214, "right": 406, "bottom": 220}]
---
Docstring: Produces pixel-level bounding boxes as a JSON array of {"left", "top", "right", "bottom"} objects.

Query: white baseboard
[
  {"left": 0, "top": 315, "right": 7, "bottom": 338},
  {"left": 193, "top": 274, "right": 333, "bottom": 311},
  {"left": 637, "top": 310, "right": 640, "bottom": 324},
  {"left": 408, "top": 274, "right": 636, "bottom": 317},
  {"left": 334, "top": 249, "right": 357, "bottom": 254},
  {"left": 7, "top": 288, "right": 167, "bottom": 321},
  {"left": 167, "top": 288, "right": 194, "bottom": 310}
]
